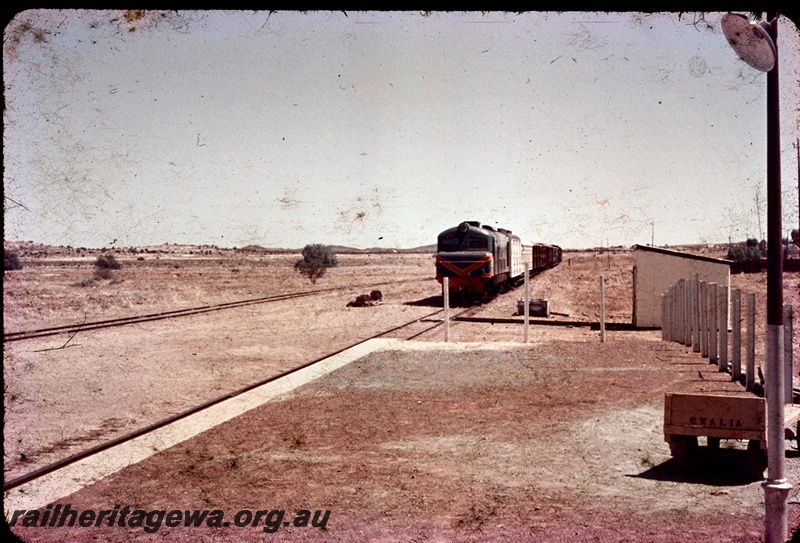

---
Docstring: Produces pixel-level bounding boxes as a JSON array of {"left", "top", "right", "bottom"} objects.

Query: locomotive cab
[
  {"left": 435, "top": 220, "right": 561, "bottom": 305},
  {"left": 436, "top": 221, "right": 509, "bottom": 299}
]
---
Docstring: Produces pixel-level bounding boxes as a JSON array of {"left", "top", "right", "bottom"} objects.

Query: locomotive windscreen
[{"left": 438, "top": 231, "right": 491, "bottom": 252}]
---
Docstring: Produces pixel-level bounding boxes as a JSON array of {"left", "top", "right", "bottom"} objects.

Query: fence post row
[{"left": 660, "top": 277, "right": 794, "bottom": 402}]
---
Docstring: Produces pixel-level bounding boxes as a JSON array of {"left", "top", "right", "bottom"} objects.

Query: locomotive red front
[{"left": 435, "top": 221, "right": 560, "bottom": 302}]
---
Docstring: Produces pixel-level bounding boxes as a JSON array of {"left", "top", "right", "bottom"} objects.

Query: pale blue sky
[{"left": 4, "top": 10, "right": 799, "bottom": 249}]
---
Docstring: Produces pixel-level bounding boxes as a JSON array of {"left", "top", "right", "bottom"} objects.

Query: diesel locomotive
[{"left": 435, "top": 221, "right": 561, "bottom": 301}]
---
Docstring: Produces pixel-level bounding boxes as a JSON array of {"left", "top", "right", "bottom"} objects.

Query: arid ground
[{"left": 3, "top": 243, "right": 799, "bottom": 542}]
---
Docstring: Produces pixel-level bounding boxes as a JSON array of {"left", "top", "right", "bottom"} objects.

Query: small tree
[
  {"left": 4, "top": 249, "right": 22, "bottom": 271},
  {"left": 727, "top": 240, "right": 765, "bottom": 262},
  {"left": 294, "top": 244, "right": 338, "bottom": 284},
  {"left": 95, "top": 254, "right": 121, "bottom": 270},
  {"left": 95, "top": 253, "right": 121, "bottom": 279}
]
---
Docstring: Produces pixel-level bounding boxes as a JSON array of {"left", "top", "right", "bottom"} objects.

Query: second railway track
[
  {"left": 3, "top": 303, "right": 478, "bottom": 493},
  {"left": 4, "top": 278, "right": 430, "bottom": 343}
]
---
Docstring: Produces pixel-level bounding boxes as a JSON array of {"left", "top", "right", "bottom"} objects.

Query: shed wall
[{"left": 633, "top": 249, "right": 730, "bottom": 328}]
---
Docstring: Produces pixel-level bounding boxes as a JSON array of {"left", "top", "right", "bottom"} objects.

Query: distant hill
[
  {"left": 406, "top": 243, "right": 437, "bottom": 253},
  {"left": 326, "top": 244, "right": 436, "bottom": 254}
]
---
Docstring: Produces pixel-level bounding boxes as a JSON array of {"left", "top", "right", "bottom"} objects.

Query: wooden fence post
[
  {"left": 524, "top": 263, "right": 530, "bottom": 344},
  {"left": 672, "top": 281, "right": 682, "bottom": 343},
  {"left": 679, "top": 279, "right": 686, "bottom": 346},
  {"left": 709, "top": 282, "right": 718, "bottom": 364},
  {"left": 684, "top": 279, "right": 691, "bottom": 346},
  {"left": 746, "top": 292, "right": 756, "bottom": 392},
  {"left": 669, "top": 285, "right": 676, "bottom": 342},
  {"left": 692, "top": 274, "right": 700, "bottom": 352},
  {"left": 443, "top": 277, "right": 450, "bottom": 343},
  {"left": 685, "top": 278, "right": 692, "bottom": 346},
  {"left": 599, "top": 275, "right": 606, "bottom": 343},
  {"left": 732, "top": 288, "right": 742, "bottom": 382},
  {"left": 718, "top": 284, "right": 729, "bottom": 372},
  {"left": 700, "top": 281, "right": 709, "bottom": 358}
]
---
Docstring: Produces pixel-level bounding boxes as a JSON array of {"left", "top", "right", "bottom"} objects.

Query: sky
[{"left": 3, "top": 10, "right": 800, "bottom": 250}]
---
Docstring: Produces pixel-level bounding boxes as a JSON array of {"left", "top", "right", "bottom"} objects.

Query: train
[{"left": 435, "top": 221, "right": 562, "bottom": 302}]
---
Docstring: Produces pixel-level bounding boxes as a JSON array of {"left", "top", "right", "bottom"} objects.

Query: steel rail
[
  {"left": 4, "top": 278, "right": 428, "bottom": 342},
  {"left": 3, "top": 305, "right": 477, "bottom": 492}
]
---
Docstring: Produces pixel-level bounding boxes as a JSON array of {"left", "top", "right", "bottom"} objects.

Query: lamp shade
[{"left": 721, "top": 13, "right": 776, "bottom": 72}]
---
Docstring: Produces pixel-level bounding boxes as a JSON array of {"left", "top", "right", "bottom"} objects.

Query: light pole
[{"left": 721, "top": 12, "right": 788, "bottom": 543}]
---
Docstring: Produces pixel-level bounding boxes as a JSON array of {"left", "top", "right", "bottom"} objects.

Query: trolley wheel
[
  {"left": 669, "top": 435, "right": 698, "bottom": 469},
  {"left": 746, "top": 439, "right": 767, "bottom": 479}
]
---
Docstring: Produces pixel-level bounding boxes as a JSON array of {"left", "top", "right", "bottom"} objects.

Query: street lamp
[{"left": 721, "top": 12, "right": 788, "bottom": 543}]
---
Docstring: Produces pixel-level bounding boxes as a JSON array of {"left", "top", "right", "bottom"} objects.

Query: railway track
[
  {"left": 3, "top": 304, "right": 477, "bottom": 492},
  {"left": 3, "top": 278, "right": 428, "bottom": 343}
]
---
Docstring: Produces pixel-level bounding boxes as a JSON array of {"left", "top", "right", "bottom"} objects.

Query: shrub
[
  {"left": 294, "top": 244, "right": 338, "bottom": 284},
  {"left": 95, "top": 254, "right": 121, "bottom": 269},
  {"left": 727, "top": 243, "right": 764, "bottom": 262},
  {"left": 4, "top": 249, "right": 22, "bottom": 271},
  {"left": 95, "top": 253, "right": 121, "bottom": 279}
]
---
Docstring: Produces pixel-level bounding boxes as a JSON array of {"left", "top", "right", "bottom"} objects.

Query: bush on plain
[
  {"left": 294, "top": 244, "right": 338, "bottom": 284},
  {"left": 4, "top": 249, "right": 22, "bottom": 271}
]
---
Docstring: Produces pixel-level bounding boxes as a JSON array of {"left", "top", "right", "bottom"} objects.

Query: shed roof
[{"left": 632, "top": 244, "right": 732, "bottom": 265}]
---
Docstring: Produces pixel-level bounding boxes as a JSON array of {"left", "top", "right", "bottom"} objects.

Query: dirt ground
[{"left": 3, "top": 245, "right": 800, "bottom": 541}]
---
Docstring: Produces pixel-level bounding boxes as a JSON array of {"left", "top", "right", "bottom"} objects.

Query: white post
[
  {"left": 667, "top": 285, "right": 675, "bottom": 341},
  {"left": 684, "top": 278, "right": 691, "bottom": 346},
  {"left": 746, "top": 292, "right": 756, "bottom": 393},
  {"left": 709, "top": 282, "right": 718, "bottom": 364},
  {"left": 719, "top": 284, "right": 729, "bottom": 373},
  {"left": 785, "top": 305, "right": 794, "bottom": 404},
  {"left": 599, "top": 275, "right": 606, "bottom": 343},
  {"left": 673, "top": 284, "right": 679, "bottom": 344},
  {"left": 443, "top": 277, "right": 450, "bottom": 343},
  {"left": 524, "top": 262, "right": 530, "bottom": 344},
  {"left": 675, "top": 280, "right": 681, "bottom": 344},
  {"left": 692, "top": 274, "right": 700, "bottom": 352},
  {"left": 666, "top": 287, "right": 675, "bottom": 341},
  {"left": 700, "top": 281, "right": 709, "bottom": 358},
  {"left": 732, "top": 288, "right": 742, "bottom": 382},
  {"left": 675, "top": 282, "right": 681, "bottom": 344},
  {"left": 679, "top": 280, "right": 687, "bottom": 346}
]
